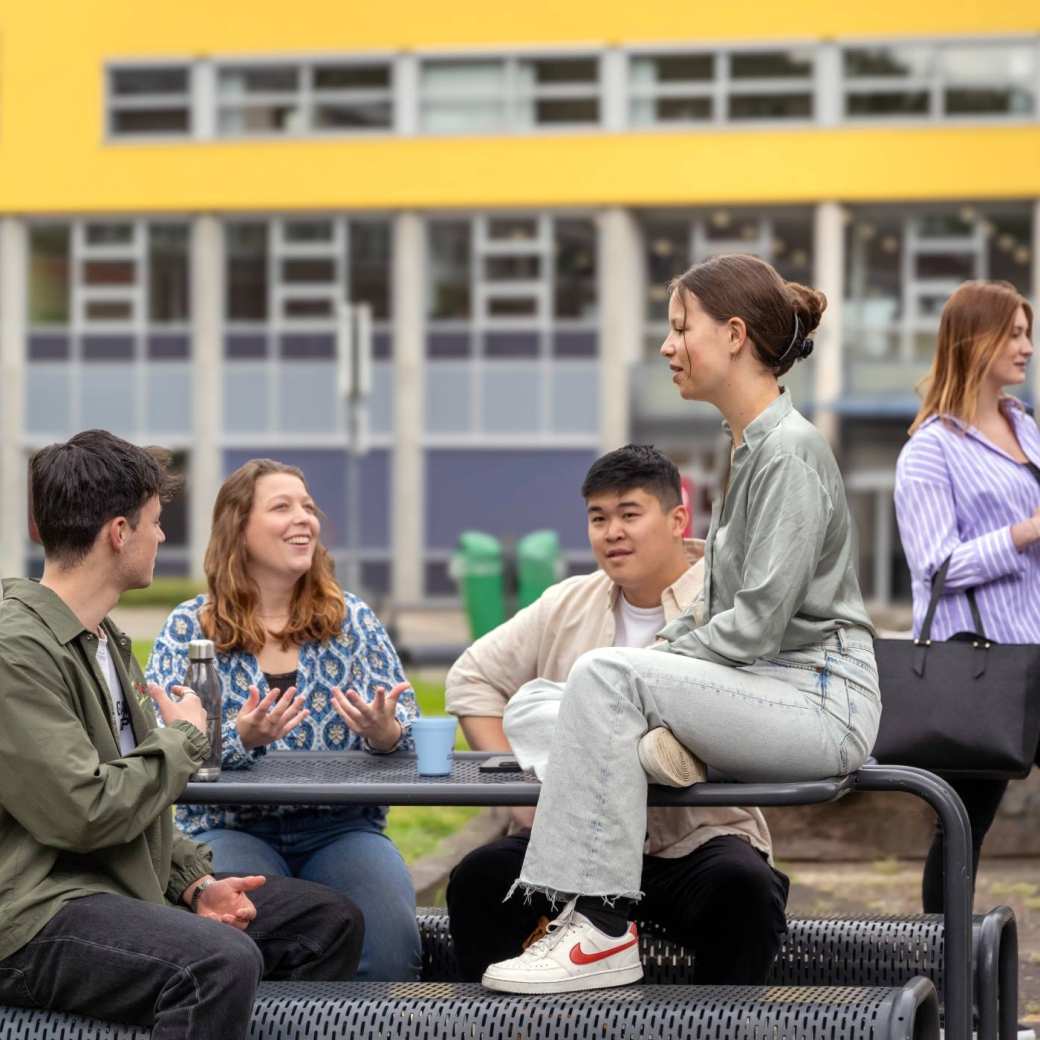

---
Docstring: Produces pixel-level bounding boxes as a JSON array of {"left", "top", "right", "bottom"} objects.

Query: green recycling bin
[
  {"left": 451, "top": 530, "right": 506, "bottom": 640},
  {"left": 516, "top": 529, "right": 563, "bottom": 610}
]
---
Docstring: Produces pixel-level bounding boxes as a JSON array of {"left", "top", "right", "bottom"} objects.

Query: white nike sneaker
[
  {"left": 638, "top": 726, "right": 707, "bottom": 787},
  {"left": 482, "top": 898, "right": 643, "bottom": 994}
]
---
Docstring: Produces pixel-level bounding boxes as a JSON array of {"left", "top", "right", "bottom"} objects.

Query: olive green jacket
[{"left": 0, "top": 578, "right": 212, "bottom": 961}]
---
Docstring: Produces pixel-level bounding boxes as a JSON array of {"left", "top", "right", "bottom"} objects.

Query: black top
[{"left": 263, "top": 670, "right": 298, "bottom": 693}]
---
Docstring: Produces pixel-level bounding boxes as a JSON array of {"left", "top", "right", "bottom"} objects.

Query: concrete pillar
[
  {"left": 189, "top": 216, "right": 224, "bottom": 580},
  {"left": 813, "top": 201, "right": 845, "bottom": 450},
  {"left": 391, "top": 212, "right": 425, "bottom": 604},
  {"left": 598, "top": 208, "right": 641, "bottom": 452},
  {"left": 0, "top": 219, "right": 27, "bottom": 578}
]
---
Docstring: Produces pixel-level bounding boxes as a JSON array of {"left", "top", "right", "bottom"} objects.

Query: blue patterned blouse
[{"left": 146, "top": 593, "right": 418, "bottom": 838}]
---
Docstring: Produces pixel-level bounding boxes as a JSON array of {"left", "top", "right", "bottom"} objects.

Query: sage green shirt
[
  {"left": 657, "top": 391, "right": 874, "bottom": 666},
  {"left": 0, "top": 578, "right": 212, "bottom": 962}
]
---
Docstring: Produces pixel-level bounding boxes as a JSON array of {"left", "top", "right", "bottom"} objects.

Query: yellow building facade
[{"left": 2, "top": 1, "right": 1038, "bottom": 603}]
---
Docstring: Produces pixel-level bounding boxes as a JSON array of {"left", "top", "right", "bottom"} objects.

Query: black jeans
[
  {"left": 0, "top": 874, "right": 362, "bottom": 1040},
  {"left": 922, "top": 734, "right": 1040, "bottom": 912},
  {"left": 447, "top": 833, "right": 789, "bottom": 984}
]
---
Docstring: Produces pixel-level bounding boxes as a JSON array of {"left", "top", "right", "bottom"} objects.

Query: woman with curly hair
[{"left": 147, "top": 459, "right": 421, "bottom": 981}]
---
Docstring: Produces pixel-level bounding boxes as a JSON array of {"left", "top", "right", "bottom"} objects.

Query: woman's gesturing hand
[
  {"left": 332, "top": 681, "right": 408, "bottom": 751},
  {"left": 236, "top": 685, "right": 308, "bottom": 750}
]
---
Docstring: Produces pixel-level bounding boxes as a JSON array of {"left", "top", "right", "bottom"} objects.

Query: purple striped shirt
[{"left": 895, "top": 399, "right": 1040, "bottom": 642}]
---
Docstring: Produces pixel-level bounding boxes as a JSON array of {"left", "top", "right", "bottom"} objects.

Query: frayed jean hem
[{"left": 504, "top": 878, "right": 644, "bottom": 911}]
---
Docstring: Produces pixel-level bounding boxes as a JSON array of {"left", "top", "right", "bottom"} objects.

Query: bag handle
[{"left": 918, "top": 555, "right": 986, "bottom": 645}]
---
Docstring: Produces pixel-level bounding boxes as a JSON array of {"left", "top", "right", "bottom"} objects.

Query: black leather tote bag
[{"left": 873, "top": 556, "right": 1040, "bottom": 779}]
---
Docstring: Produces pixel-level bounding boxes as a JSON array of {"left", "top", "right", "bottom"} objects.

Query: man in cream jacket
[{"left": 445, "top": 445, "right": 788, "bottom": 983}]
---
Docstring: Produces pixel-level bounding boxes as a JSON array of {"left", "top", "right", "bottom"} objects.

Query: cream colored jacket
[{"left": 445, "top": 542, "right": 772, "bottom": 861}]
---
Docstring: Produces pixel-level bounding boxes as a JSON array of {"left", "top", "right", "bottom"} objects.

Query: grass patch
[{"left": 120, "top": 578, "right": 204, "bottom": 609}]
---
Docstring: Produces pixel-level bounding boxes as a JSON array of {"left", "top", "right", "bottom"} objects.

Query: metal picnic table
[{"left": 179, "top": 750, "right": 974, "bottom": 1040}]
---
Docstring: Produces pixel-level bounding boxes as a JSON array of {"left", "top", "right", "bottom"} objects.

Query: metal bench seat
[
  {"left": 417, "top": 906, "right": 1017, "bottom": 1040},
  {"left": 0, "top": 978, "right": 940, "bottom": 1040}
]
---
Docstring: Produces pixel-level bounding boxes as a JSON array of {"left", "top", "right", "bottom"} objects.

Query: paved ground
[{"left": 784, "top": 857, "right": 1040, "bottom": 1027}]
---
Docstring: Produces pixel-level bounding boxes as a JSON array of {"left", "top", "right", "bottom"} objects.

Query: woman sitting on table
[
  {"left": 480, "top": 254, "right": 881, "bottom": 995},
  {"left": 147, "top": 458, "right": 421, "bottom": 981}
]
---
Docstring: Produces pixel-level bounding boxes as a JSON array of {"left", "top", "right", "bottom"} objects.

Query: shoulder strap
[
  {"left": 1026, "top": 461, "right": 1040, "bottom": 488},
  {"left": 920, "top": 556, "right": 986, "bottom": 641}
]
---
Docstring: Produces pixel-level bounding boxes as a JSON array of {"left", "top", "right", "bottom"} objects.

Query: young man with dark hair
[
  {"left": 0, "top": 430, "right": 363, "bottom": 1040},
  {"left": 445, "top": 444, "right": 788, "bottom": 985}
]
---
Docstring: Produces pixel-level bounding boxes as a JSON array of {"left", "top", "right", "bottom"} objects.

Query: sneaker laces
[{"left": 522, "top": 899, "right": 577, "bottom": 958}]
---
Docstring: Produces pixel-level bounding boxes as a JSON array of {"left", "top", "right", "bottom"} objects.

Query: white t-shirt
[
  {"left": 96, "top": 630, "right": 136, "bottom": 755},
  {"left": 613, "top": 593, "right": 666, "bottom": 649}
]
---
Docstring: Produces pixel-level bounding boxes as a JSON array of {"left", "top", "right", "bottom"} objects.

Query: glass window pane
[
  {"left": 349, "top": 221, "right": 392, "bottom": 321},
  {"left": 527, "top": 58, "right": 598, "bottom": 85},
  {"left": 284, "top": 220, "right": 334, "bottom": 243},
  {"left": 111, "top": 66, "right": 188, "bottom": 95},
  {"left": 282, "top": 258, "right": 336, "bottom": 283},
  {"left": 636, "top": 96, "right": 713, "bottom": 123},
  {"left": 770, "top": 214, "right": 814, "bottom": 285},
  {"left": 728, "top": 93, "right": 812, "bottom": 119},
  {"left": 941, "top": 45, "right": 1036, "bottom": 83},
  {"left": 643, "top": 222, "right": 688, "bottom": 321},
  {"left": 554, "top": 219, "right": 597, "bottom": 320},
  {"left": 283, "top": 298, "right": 333, "bottom": 318},
  {"left": 843, "top": 47, "right": 935, "bottom": 79},
  {"left": 111, "top": 108, "right": 190, "bottom": 134},
  {"left": 86, "top": 223, "right": 133, "bottom": 245},
  {"left": 844, "top": 212, "right": 906, "bottom": 356},
  {"left": 218, "top": 105, "right": 304, "bottom": 134},
  {"left": 916, "top": 212, "right": 973, "bottom": 237},
  {"left": 985, "top": 211, "right": 1032, "bottom": 291},
  {"left": 488, "top": 217, "right": 538, "bottom": 241},
  {"left": 422, "top": 60, "right": 505, "bottom": 93},
  {"left": 29, "top": 225, "right": 70, "bottom": 325},
  {"left": 86, "top": 300, "right": 133, "bottom": 321},
  {"left": 485, "top": 256, "right": 541, "bottom": 280},
  {"left": 84, "top": 260, "right": 135, "bottom": 285},
  {"left": 731, "top": 50, "right": 813, "bottom": 79},
  {"left": 914, "top": 253, "right": 976, "bottom": 280},
  {"left": 421, "top": 99, "right": 505, "bottom": 132},
  {"left": 632, "top": 54, "right": 714, "bottom": 84},
  {"left": 488, "top": 296, "right": 537, "bottom": 317},
  {"left": 149, "top": 224, "right": 189, "bottom": 323},
  {"left": 219, "top": 65, "right": 298, "bottom": 97},
  {"left": 314, "top": 101, "right": 392, "bottom": 129},
  {"left": 945, "top": 87, "right": 1034, "bottom": 116},
  {"left": 428, "top": 222, "right": 471, "bottom": 319},
  {"left": 846, "top": 91, "right": 930, "bottom": 117},
  {"left": 534, "top": 98, "right": 599, "bottom": 124},
  {"left": 313, "top": 64, "right": 391, "bottom": 91},
  {"left": 226, "top": 222, "right": 268, "bottom": 321}
]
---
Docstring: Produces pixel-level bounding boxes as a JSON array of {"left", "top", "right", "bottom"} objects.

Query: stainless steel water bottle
[{"left": 184, "top": 639, "right": 222, "bottom": 782}]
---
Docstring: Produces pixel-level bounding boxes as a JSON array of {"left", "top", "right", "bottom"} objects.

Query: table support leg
[{"left": 854, "top": 766, "right": 973, "bottom": 1040}]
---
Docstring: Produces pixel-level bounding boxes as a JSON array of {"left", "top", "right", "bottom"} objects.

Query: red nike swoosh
[{"left": 569, "top": 932, "right": 638, "bottom": 965}]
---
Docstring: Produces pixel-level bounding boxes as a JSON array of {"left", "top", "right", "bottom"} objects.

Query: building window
[
  {"left": 843, "top": 42, "right": 1036, "bottom": 120},
  {"left": 424, "top": 214, "right": 599, "bottom": 441},
  {"left": 641, "top": 208, "right": 813, "bottom": 352},
  {"left": 629, "top": 48, "right": 814, "bottom": 126},
  {"left": 420, "top": 55, "right": 600, "bottom": 134},
  {"left": 844, "top": 203, "right": 1034, "bottom": 399},
  {"left": 107, "top": 65, "right": 192, "bottom": 137},
  {"left": 28, "top": 220, "right": 191, "bottom": 359},
  {"left": 216, "top": 60, "right": 393, "bottom": 136},
  {"left": 224, "top": 217, "right": 392, "bottom": 361}
]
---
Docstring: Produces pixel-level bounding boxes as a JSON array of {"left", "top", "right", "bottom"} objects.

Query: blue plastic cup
[{"left": 411, "top": 717, "right": 458, "bottom": 776}]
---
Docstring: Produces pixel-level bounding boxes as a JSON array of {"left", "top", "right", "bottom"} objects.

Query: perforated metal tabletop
[{"left": 178, "top": 749, "right": 855, "bottom": 807}]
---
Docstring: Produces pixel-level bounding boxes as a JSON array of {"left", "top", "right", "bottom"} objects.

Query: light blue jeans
[
  {"left": 518, "top": 627, "right": 881, "bottom": 902},
  {"left": 195, "top": 810, "right": 421, "bottom": 981}
]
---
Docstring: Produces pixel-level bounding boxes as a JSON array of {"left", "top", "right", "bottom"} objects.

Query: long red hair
[
  {"left": 910, "top": 280, "right": 1033, "bottom": 434},
  {"left": 199, "top": 459, "right": 346, "bottom": 654}
]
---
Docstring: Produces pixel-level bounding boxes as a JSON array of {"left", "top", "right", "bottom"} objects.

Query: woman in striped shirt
[{"left": 894, "top": 279, "right": 1040, "bottom": 913}]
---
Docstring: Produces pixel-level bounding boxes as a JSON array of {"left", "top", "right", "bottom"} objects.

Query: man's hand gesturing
[
  {"left": 147, "top": 682, "right": 207, "bottom": 735},
  {"left": 192, "top": 876, "right": 266, "bottom": 930}
]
